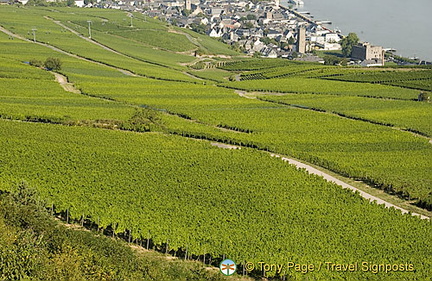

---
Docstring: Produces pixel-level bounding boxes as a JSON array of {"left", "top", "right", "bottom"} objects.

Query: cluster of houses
[
  {"left": 3, "top": 0, "right": 400, "bottom": 64},
  {"left": 132, "top": 0, "right": 345, "bottom": 59}
]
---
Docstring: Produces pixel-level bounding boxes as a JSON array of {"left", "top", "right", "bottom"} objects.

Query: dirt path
[
  {"left": 269, "top": 153, "right": 429, "bottom": 220},
  {"left": 168, "top": 28, "right": 203, "bottom": 51},
  {"left": 0, "top": 25, "right": 136, "bottom": 77},
  {"left": 46, "top": 17, "right": 134, "bottom": 59},
  {"left": 234, "top": 90, "right": 432, "bottom": 143},
  {"left": 211, "top": 142, "right": 241, "bottom": 149},
  {"left": 235, "top": 90, "right": 256, "bottom": 99},
  {"left": 183, "top": 71, "right": 204, "bottom": 81},
  {"left": 53, "top": 72, "right": 81, "bottom": 94}
]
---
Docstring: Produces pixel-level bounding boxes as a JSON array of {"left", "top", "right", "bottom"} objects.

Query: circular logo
[{"left": 220, "top": 259, "right": 237, "bottom": 276}]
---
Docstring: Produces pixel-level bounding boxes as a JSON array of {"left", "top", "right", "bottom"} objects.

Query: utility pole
[
  {"left": 31, "top": 28, "right": 37, "bottom": 42},
  {"left": 127, "top": 13, "right": 133, "bottom": 27},
  {"left": 87, "top": 20, "right": 92, "bottom": 39}
]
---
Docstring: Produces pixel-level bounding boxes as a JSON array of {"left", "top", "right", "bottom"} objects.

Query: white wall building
[{"left": 75, "top": 0, "right": 85, "bottom": 7}]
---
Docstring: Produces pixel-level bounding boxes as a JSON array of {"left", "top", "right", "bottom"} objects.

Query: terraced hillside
[{"left": 0, "top": 6, "right": 431, "bottom": 280}]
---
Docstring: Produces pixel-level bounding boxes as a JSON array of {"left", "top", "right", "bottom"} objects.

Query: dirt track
[
  {"left": 53, "top": 72, "right": 80, "bottom": 94},
  {"left": 0, "top": 24, "right": 136, "bottom": 77},
  {"left": 270, "top": 153, "right": 429, "bottom": 220}
]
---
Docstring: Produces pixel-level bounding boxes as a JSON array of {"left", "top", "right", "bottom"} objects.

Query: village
[
  {"left": 104, "top": 0, "right": 347, "bottom": 61},
  {"left": 96, "top": 0, "right": 388, "bottom": 65},
  {"left": 2, "top": 0, "right": 391, "bottom": 65}
]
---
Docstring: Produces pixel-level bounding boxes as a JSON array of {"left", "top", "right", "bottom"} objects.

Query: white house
[
  {"left": 252, "top": 39, "right": 265, "bottom": 52},
  {"left": 75, "top": 0, "right": 85, "bottom": 7},
  {"left": 322, "top": 42, "right": 341, "bottom": 50},
  {"left": 325, "top": 33, "right": 341, "bottom": 43},
  {"left": 208, "top": 28, "right": 223, "bottom": 38},
  {"left": 260, "top": 46, "right": 278, "bottom": 58}
]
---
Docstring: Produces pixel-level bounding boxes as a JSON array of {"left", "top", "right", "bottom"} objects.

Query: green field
[
  {"left": 1, "top": 120, "right": 431, "bottom": 280},
  {"left": 259, "top": 93, "right": 432, "bottom": 137},
  {"left": 0, "top": 5, "right": 431, "bottom": 280},
  {"left": 0, "top": 55, "right": 135, "bottom": 123},
  {"left": 222, "top": 77, "right": 421, "bottom": 99}
]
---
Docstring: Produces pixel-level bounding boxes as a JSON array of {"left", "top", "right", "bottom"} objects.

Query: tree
[
  {"left": 244, "top": 22, "right": 254, "bottom": 29},
  {"left": 121, "top": 108, "right": 163, "bottom": 132},
  {"left": 190, "top": 23, "right": 207, "bottom": 35},
  {"left": 340, "top": 32, "right": 359, "bottom": 57},
  {"left": 29, "top": 59, "right": 43, "bottom": 67},
  {"left": 181, "top": 9, "right": 191, "bottom": 17},
  {"left": 253, "top": 51, "right": 262, "bottom": 58},
  {"left": 246, "top": 14, "right": 256, "bottom": 20},
  {"left": 44, "top": 57, "right": 62, "bottom": 71},
  {"left": 324, "top": 55, "right": 342, "bottom": 65},
  {"left": 288, "top": 37, "right": 295, "bottom": 45}
]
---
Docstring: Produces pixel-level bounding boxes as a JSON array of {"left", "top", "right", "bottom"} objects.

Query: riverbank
[{"left": 283, "top": 0, "right": 432, "bottom": 62}]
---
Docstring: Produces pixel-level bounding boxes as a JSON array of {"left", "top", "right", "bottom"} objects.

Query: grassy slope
[
  {"left": 0, "top": 6, "right": 198, "bottom": 82},
  {"left": 0, "top": 185, "right": 243, "bottom": 281}
]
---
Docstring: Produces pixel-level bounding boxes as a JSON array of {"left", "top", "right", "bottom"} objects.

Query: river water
[{"left": 281, "top": 0, "right": 432, "bottom": 62}]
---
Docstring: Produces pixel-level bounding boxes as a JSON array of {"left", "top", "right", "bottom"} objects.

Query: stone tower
[
  {"left": 185, "top": 0, "right": 191, "bottom": 10},
  {"left": 296, "top": 27, "right": 306, "bottom": 54}
]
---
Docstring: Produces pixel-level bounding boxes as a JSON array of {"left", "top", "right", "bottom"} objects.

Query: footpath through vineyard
[
  {"left": 269, "top": 153, "right": 429, "bottom": 220},
  {"left": 211, "top": 141, "right": 429, "bottom": 220},
  {"left": 231, "top": 91, "right": 430, "bottom": 219}
]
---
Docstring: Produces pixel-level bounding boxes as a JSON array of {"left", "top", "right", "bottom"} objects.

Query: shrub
[
  {"left": 44, "top": 57, "right": 62, "bottom": 71},
  {"left": 29, "top": 59, "right": 43, "bottom": 67}
]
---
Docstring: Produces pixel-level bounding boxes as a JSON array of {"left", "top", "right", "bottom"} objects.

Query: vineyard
[
  {"left": 0, "top": 5, "right": 431, "bottom": 280},
  {"left": 2, "top": 15, "right": 430, "bottom": 208},
  {"left": 228, "top": 61, "right": 432, "bottom": 92},
  {"left": 0, "top": 54, "right": 134, "bottom": 124},
  {"left": 259, "top": 93, "right": 432, "bottom": 137},
  {"left": 0, "top": 7, "right": 200, "bottom": 82},
  {"left": 222, "top": 77, "right": 421, "bottom": 99},
  {"left": 1, "top": 120, "right": 431, "bottom": 280}
]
